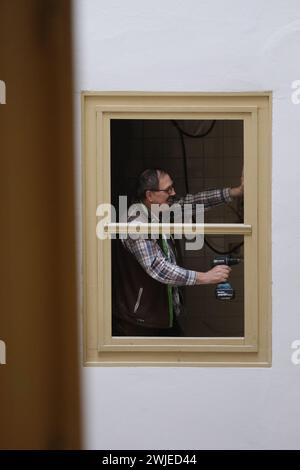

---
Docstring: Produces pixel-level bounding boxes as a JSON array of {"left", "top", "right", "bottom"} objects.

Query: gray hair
[{"left": 135, "top": 168, "right": 168, "bottom": 200}]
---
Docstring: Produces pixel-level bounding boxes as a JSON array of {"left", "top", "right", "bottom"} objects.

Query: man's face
[{"left": 145, "top": 173, "right": 176, "bottom": 208}]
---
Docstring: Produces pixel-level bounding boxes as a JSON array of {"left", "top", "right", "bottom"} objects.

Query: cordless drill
[{"left": 212, "top": 255, "right": 240, "bottom": 301}]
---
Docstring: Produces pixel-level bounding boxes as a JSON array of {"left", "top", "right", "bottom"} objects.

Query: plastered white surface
[{"left": 73, "top": 0, "right": 300, "bottom": 449}]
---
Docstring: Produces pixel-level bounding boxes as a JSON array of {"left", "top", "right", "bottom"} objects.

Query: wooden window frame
[{"left": 82, "top": 92, "right": 272, "bottom": 366}]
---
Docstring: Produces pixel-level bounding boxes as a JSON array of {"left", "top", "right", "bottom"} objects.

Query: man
[{"left": 113, "top": 168, "right": 244, "bottom": 336}]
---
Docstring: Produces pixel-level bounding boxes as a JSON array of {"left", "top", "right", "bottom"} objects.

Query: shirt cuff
[
  {"left": 186, "top": 270, "right": 197, "bottom": 285},
  {"left": 222, "top": 187, "right": 232, "bottom": 203}
]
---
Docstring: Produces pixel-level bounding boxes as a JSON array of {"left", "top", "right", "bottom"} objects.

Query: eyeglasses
[{"left": 152, "top": 184, "right": 175, "bottom": 195}]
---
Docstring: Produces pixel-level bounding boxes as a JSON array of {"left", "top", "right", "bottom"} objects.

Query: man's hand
[
  {"left": 196, "top": 265, "right": 231, "bottom": 285},
  {"left": 229, "top": 169, "right": 244, "bottom": 198}
]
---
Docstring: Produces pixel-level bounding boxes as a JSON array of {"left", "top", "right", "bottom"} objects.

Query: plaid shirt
[{"left": 122, "top": 188, "right": 232, "bottom": 292}]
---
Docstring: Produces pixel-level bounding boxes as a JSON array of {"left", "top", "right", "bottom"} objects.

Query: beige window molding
[{"left": 82, "top": 92, "right": 272, "bottom": 367}]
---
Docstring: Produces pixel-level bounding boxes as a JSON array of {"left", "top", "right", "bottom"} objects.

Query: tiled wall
[{"left": 111, "top": 120, "right": 244, "bottom": 336}]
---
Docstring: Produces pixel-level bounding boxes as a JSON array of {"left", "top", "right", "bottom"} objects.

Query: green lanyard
[
  {"left": 161, "top": 237, "right": 174, "bottom": 328},
  {"left": 140, "top": 203, "right": 174, "bottom": 328}
]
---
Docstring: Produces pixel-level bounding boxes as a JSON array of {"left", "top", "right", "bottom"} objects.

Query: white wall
[{"left": 73, "top": 0, "right": 300, "bottom": 449}]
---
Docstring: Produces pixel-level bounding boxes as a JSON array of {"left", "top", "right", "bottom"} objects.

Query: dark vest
[{"left": 113, "top": 239, "right": 170, "bottom": 329}]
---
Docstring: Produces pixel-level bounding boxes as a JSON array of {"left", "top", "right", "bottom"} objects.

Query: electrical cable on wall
[{"left": 171, "top": 120, "right": 244, "bottom": 255}]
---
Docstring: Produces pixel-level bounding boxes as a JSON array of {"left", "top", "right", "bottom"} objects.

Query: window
[{"left": 82, "top": 92, "right": 272, "bottom": 366}]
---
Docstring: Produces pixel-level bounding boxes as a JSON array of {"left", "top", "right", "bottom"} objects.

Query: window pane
[
  {"left": 111, "top": 235, "right": 244, "bottom": 338},
  {"left": 111, "top": 119, "right": 244, "bottom": 224}
]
